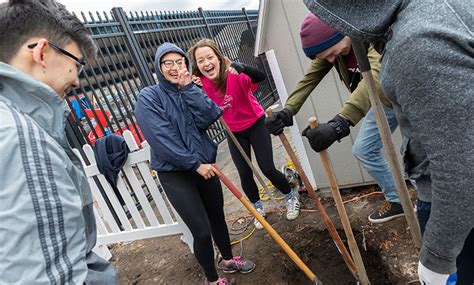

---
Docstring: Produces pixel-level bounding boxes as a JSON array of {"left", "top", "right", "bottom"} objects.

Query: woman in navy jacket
[{"left": 134, "top": 42, "right": 255, "bottom": 285}]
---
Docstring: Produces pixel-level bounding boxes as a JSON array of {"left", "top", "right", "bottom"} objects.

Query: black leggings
[
  {"left": 158, "top": 171, "right": 233, "bottom": 282},
  {"left": 227, "top": 116, "right": 291, "bottom": 204}
]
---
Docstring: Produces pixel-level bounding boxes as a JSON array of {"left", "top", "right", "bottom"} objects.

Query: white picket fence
[{"left": 73, "top": 130, "right": 193, "bottom": 260}]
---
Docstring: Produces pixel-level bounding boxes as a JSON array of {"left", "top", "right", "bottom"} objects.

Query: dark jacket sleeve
[
  {"left": 135, "top": 87, "right": 201, "bottom": 171},
  {"left": 231, "top": 62, "right": 266, "bottom": 83},
  {"left": 180, "top": 83, "right": 223, "bottom": 130}
]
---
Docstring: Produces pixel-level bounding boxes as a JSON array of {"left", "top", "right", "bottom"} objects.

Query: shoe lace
[
  {"left": 230, "top": 256, "right": 246, "bottom": 267},
  {"left": 286, "top": 197, "right": 298, "bottom": 212},
  {"left": 378, "top": 201, "right": 392, "bottom": 215},
  {"left": 217, "top": 277, "right": 228, "bottom": 285},
  {"left": 256, "top": 207, "right": 265, "bottom": 216}
]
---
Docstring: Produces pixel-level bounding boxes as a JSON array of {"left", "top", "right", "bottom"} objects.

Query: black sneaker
[{"left": 368, "top": 201, "right": 404, "bottom": 223}]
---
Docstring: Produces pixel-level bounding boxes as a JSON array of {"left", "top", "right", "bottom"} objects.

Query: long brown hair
[{"left": 188, "top": 39, "right": 228, "bottom": 94}]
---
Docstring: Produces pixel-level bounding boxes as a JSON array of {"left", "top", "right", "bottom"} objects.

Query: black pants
[
  {"left": 158, "top": 171, "right": 233, "bottom": 282},
  {"left": 417, "top": 200, "right": 474, "bottom": 284},
  {"left": 227, "top": 116, "right": 291, "bottom": 203}
]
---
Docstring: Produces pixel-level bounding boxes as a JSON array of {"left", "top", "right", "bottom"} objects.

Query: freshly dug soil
[{"left": 111, "top": 187, "right": 418, "bottom": 284}]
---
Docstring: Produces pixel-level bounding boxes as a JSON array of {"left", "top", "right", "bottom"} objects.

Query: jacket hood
[
  {"left": 303, "top": 0, "right": 406, "bottom": 42},
  {"left": 153, "top": 42, "right": 191, "bottom": 91},
  {"left": 0, "top": 62, "right": 70, "bottom": 146}
]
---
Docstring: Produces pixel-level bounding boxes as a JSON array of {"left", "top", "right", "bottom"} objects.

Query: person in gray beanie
[{"left": 302, "top": 0, "right": 473, "bottom": 283}]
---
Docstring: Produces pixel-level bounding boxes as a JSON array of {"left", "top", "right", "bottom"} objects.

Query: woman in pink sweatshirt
[{"left": 188, "top": 39, "right": 300, "bottom": 229}]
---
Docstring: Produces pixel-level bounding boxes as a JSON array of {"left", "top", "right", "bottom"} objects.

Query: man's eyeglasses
[
  {"left": 161, "top": 58, "right": 185, "bottom": 69},
  {"left": 27, "top": 42, "right": 86, "bottom": 74}
]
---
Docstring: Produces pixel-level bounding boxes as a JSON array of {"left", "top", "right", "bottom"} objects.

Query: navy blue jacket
[
  {"left": 134, "top": 43, "right": 222, "bottom": 172},
  {"left": 94, "top": 134, "right": 130, "bottom": 187}
]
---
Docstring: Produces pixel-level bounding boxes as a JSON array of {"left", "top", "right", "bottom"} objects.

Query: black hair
[{"left": 0, "top": 0, "right": 96, "bottom": 63}]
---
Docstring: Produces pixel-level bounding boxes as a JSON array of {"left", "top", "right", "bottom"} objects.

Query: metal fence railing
[{"left": 65, "top": 7, "right": 279, "bottom": 152}]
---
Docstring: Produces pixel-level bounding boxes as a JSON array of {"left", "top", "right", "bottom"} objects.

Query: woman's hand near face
[
  {"left": 196, "top": 163, "right": 217, "bottom": 180},
  {"left": 227, "top": 66, "right": 238, "bottom": 75},
  {"left": 178, "top": 68, "right": 192, "bottom": 87},
  {"left": 224, "top": 57, "right": 238, "bottom": 75},
  {"left": 191, "top": 75, "right": 203, "bottom": 87}
]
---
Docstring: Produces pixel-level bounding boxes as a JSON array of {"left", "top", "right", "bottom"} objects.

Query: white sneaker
[
  {"left": 285, "top": 192, "right": 300, "bottom": 221},
  {"left": 253, "top": 206, "right": 265, "bottom": 230}
]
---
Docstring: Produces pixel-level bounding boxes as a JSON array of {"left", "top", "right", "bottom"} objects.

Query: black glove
[
  {"left": 230, "top": 62, "right": 245, "bottom": 73},
  {"left": 231, "top": 62, "right": 266, "bottom": 83},
  {"left": 265, "top": 108, "right": 293, "bottom": 135},
  {"left": 302, "top": 114, "right": 351, "bottom": 152}
]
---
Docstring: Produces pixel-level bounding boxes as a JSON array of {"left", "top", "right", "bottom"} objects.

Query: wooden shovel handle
[
  {"left": 308, "top": 117, "right": 318, "bottom": 129},
  {"left": 308, "top": 116, "right": 370, "bottom": 285},
  {"left": 265, "top": 108, "right": 359, "bottom": 278}
]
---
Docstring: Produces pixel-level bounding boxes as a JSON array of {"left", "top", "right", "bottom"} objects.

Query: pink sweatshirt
[{"left": 201, "top": 72, "right": 264, "bottom": 132}]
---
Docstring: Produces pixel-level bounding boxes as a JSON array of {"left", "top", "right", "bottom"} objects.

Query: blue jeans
[{"left": 352, "top": 107, "right": 400, "bottom": 203}]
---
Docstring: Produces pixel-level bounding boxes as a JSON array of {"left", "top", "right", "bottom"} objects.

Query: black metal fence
[{"left": 65, "top": 7, "right": 278, "bottom": 151}]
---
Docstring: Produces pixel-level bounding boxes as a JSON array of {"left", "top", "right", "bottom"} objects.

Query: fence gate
[{"left": 74, "top": 131, "right": 194, "bottom": 258}]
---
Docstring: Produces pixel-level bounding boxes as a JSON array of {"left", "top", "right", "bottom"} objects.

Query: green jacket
[{"left": 285, "top": 45, "right": 392, "bottom": 125}]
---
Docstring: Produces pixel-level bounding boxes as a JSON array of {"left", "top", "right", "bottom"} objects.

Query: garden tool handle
[
  {"left": 212, "top": 164, "right": 322, "bottom": 284},
  {"left": 351, "top": 38, "right": 423, "bottom": 249},
  {"left": 308, "top": 116, "right": 371, "bottom": 285},
  {"left": 308, "top": 117, "right": 318, "bottom": 129},
  {"left": 351, "top": 40, "right": 371, "bottom": 72},
  {"left": 267, "top": 108, "right": 359, "bottom": 279}
]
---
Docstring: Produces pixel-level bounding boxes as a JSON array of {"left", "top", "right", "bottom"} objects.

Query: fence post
[
  {"left": 112, "top": 7, "right": 155, "bottom": 87},
  {"left": 242, "top": 7, "right": 256, "bottom": 39},
  {"left": 198, "top": 7, "right": 214, "bottom": 39},
  {"left": 242, "top": 7, "right": 278, "bottom": 106}
]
